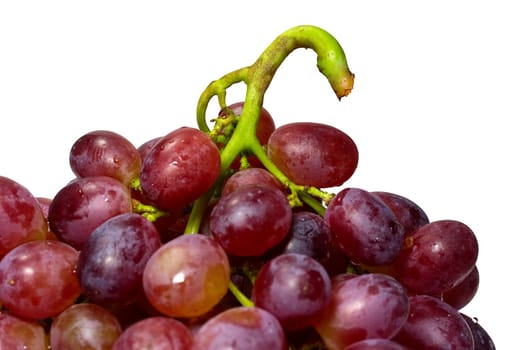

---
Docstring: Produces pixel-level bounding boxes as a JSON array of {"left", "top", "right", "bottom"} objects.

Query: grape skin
[
  {"left": 267, "top": 122, "right": 358, "bottom": 188},
  {"left": 252, "top": 253, "right": 332, "bottom": 331},
  {"left": 324, "top": 187, "right": 405, "bottom": 266},
  {"left": 210, "top": 184, "right": 292, "bottom": 256},
  {"left": 0, "top": 240, "right": 82, "bottom": 320},
  {"left": 77, "top": 212, "right": 162, "bottom": 305},
  {"left": 0, "top": 311, "right": 47, "bottom": 349},
  {"left": 0, "top": 176, "right": 48, "bottom": 258},
  {"left": 192, "top": 306, "right": 287, "bottom": 350},
  {"left": 142, "top": 234, "right": 230, "bottom": 318}
]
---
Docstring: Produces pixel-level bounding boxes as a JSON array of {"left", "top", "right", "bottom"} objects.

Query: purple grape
[
  {"left": 252, "top": 253, "right": 332, "bottom": 331},
  {"left": 461, "top": 313, "right": 496, "bottom": 350},
  {"left": 393, "top": 295, "right": 474, "bottom": 349},
  {"left": 344, "top": 338, "right": 409, "bottom": 350},
  {"left": 77, "top": 212, "right": 162, "bottom": 305},
  {"left": 324, "top": 187, "right": 405, "bottom": 265}
]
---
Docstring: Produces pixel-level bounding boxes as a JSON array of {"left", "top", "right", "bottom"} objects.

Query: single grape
[
  {"left": 372, "top": 191, "right": 429, "bottom": 236},
  {"left": 324, "top": 187, "right": 405, "bottom": 266},
  {"left": 461, "top": 313, "right": 496, "bottom": 350},
  {"left": 77, "top": 212, "right": 162, "bottom": 305},
  {"left": 343, "top": 338, "right": 409, "bottom": 350},
  {"left": 112, "top": 316, "right": 193, "bottom": 350},
  {"left": 69, "top": 130, "right": 142, "bottom": 186},
  {"left": 0, "top": 176, "right": 48, "bottom": 258},
  {"left": 49, "top": 303, "right": 122, "bottom": 350},
  {"left": 0, "top": 240, "right": 82, "bottom": 320},
  {"left": 142, "top": 234, "right": 230, "bottom": 318},
  {"left": 267, "top": 122, "right": 358, "bottom": 188},
  {"left": 209, "top": 184, "right": 292, "bottom": 256},
  {"left": 0, "top": 311, "right": 48, "bottom": 349},
  {"left": 393, "top": 295, "right": 474, "bottom": 349},
  {"left": 442, "top": 265, "right": 480, "bottom": 310},
  {"left": 192, "top": 306, "right": 288, "bottom": 350},
  {"left": 136, "top": 136, "right": 162, "bottom": 161},
  {"left": 392, "top": 219, "right": 479, "bottom": 295},
  {"left": 252, "top": 253, "right": 332, "bottom": 331},
  {"left": 48, "top": 175, "right": 133, "bottom": 250},
  {"left": 221, "top": 167, "right": 284, "bottom": 196},
  {"left": 140, "top": 127, "right": 221, "bottom": 212},
  {"left": 314, "top": 273, "right": 409, "bottom": 349}
]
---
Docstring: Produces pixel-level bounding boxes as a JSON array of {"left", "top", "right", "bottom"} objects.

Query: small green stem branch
[{"left": 185, "top": 25, "right": 354, "bottom": 234}]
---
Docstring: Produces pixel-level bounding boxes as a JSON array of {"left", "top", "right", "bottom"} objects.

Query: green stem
[{"left": 185, "top": 24, "right": 354, "bottom": 232}]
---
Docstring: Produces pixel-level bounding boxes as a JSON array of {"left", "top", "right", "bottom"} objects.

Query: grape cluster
[{"left": 0, "top": 25, "right": 495, "bottom": 349}]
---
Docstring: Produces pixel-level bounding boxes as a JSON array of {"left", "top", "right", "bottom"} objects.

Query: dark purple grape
[
  {"left": 69, "top": 130, "right": 142, "bottom": 186},
  {"left": 324, "top": 187, "right": 405, "bottom": 266},
  {"left": 372, "top": 191, "right": 429, "bottom": 236},
  {"left": 267, "top": 122, "right": 358, "bottom": 188},
  {"left": 0, "top": 176, "right": 48, "bottom": 258},
  {"left": 314, "top": 273, "right": 409, "bottom": 349},
  {"left": 210, "top": 184, "right": 292, "bottom": 256},
  {"left": 140, "top": 127, "right": 221, "bottom": 212},
  {"left": 77, "top": 213, "right": 162, "bottom": 305},
  {"left": 192, "top": 306, "right": 288, "bottom": 350},
  {"left": 394, "top": 295, "right": 474, "bottom": 349},
  {"left": 443, "top": 265, "right": 480, "bottom": 310},
  {"left": 112, "top": 316, "right": 194, "bottom": 350},
  {"left": 252, "top": 253, "right": 332, "bottom": 331},
  {"left": 461, "top": 313, "right": 496, "bottom": 350},
  {"left": 48, "top": 176, "right": 133, "bottom": 250},
  {"left": 393, "top": 219, "right": 479, "bottom": 295}
]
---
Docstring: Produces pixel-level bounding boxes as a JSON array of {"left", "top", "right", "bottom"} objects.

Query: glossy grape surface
[
  {"left": 267, "top": 122, "right": 358, "bottom": 188},
  {"left": 140, "top": 127, "right": 221, "bottom": 212},
  {"left": 393, "top": 295, "right": 474, "bottom": 349},
  {"left": 314, "top": 273, "right": 409, "bottom": 349},
  {"left": 221, "top": 167, "right": 283, "bottom": 196},
  {"left": 393, "top": 219, "right": 479, "bottom": 295},
  {"left": 0, "top": 311, "right": 47, "bottom": 349},
  {"left": 69, "top": 130, "right": 142, "bottom": 186},
  {"left": 142, "top": 234, "right": 230, "bottom": 318},
  {"left": 210, "top": 184, "right": 292, "bottom": 256},
  {"left": 48, "top": 175, "right": 133, "bottom": 250},
  {"left": 0, "top": 240, "right": 81, "bottom": 319},
  {"left": 193, "top": 306, "right": 287, "bottom": 350},
  {"left": 252, "top": 253, "right": 331, "bottom": 331},
  {"left": 112, "top": 316, "right": 194, "bottom": 350},
  {"left": 324, "top": 187, "right": 405, "bottom": 265},
  {"left": 49, "top": 303, "right": 122, "bottom": 350},
  {"left": 0, "top": 176, "right": 48, "bottom": 258},
  {"left": 77, "top": 212, "right": 162, "bottom": 305}
]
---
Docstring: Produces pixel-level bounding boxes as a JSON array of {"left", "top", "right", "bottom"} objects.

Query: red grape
[
  {"left": 142, "top": 233, "right": 230, "bottom": 318},
  {"left": 221, "top": 167, "right": 284, "bottom": 196},
  {"left": 252, "top": 253, "right": 332, "bottom": 331},
  {"left": 49, "top": 303, "right": 122, "bottom": 349},
  {"left": 192, "top": 306, "right": 287, "bottom": 350},
  {"left": 392, "top": 219, "right": 479, "bottom": 295},
  {"left": 140, "top": 127, "right": 221, "bottom": 212},
  {"left": 442, "top": 265, "right": 480, "bottom": 310},
  {"left": 112, "top": 316, "right": 194, "bottom": 350},
  {"left": 393, "top": 295, "right": 474, "bottom": 349},
  {"left": 77, "top": 212, "right": 162, "bottom": 305},
  {"left": 0, "top": 311, "right": 47, "bottom": 349},
  {"left": 267, "top": 122, "right": 358, "bottom": 188},
  {"left": 69, "top": 130, "right": 142, "bottom": 186},
  {"left": 0, "top": 240, "right": 81, "bottom": 320},
  {"left": 324, "top": 187, "right": 405, "bottom": 266},
  {"left": 0, "top": 176, "right": 48, "bottom": 259},
  {"left": 461, "top": 313, "right": 496, "bottom": 350},
  {"left": 343, "top": 338, "right": 409, "bottom": 350},
  {"left": 314, "top": 273, "right": 409, "bottom": 349},
  {"left": 209, "top": 184, "right": 292, "bottom": 256},
  {"left": 48, "top": 175, "right": 133, "bottom": 250}
]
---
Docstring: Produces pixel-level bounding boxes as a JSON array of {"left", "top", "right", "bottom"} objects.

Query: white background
[{"left": 1, "top": 1, "right": 521, "bottom": 347}]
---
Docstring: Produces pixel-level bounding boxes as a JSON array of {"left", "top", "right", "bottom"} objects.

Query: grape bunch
[{"left": 0, "top": 25, "right": 495, "bottom": 350}]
